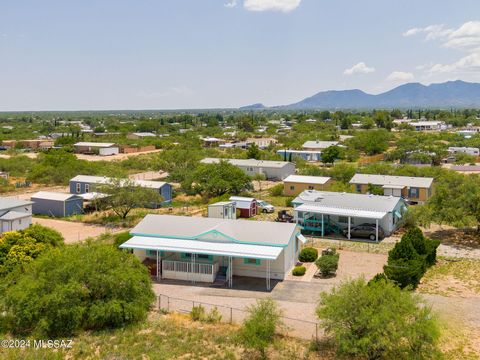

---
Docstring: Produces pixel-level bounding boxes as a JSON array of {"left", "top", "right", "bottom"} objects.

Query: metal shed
[{"left": 31, "top": 191, "right": 84, "bottom": 217}]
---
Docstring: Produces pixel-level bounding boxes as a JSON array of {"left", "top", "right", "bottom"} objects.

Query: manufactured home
[
  {"left": 119, "top": 214, "right": 305, "bottom": 289},
  {"left": 277, "top": 149, "right": 322, "bottom": 162},
  {"left": 349, "top": 174, "right": 434, "bottom": 204},
  {"left": 73, "top": 142, "right": 119, "bottom": 156},
  {"left": 302, "top": 140, "right": 339, "bottom": 151},
  {"left": 292, "top": 190, "right": 406, "bottom": 241},
  {"left": 0, "top": 198, "right": 32, "bottom": 234},
  {"left": 448, "top": 147, "right": 480, "bottom": 156},
  {"left": 201, "top": 158, "right": 295, "bottom": 180},
  {"left": 283, "top": 175, "right": 332, "bottom": 196},
  {"left": 70, "top": 175, "right": 172, "bottom": 204}
]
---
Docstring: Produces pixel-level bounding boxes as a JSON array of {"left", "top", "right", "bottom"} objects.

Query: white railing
[{"left": 162, "top": 260, "right": 219, "bottom": 283}]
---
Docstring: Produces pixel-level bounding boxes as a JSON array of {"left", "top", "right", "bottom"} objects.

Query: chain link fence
[{"left": 156, "top": 294, "right": 320, "bottom": 340}]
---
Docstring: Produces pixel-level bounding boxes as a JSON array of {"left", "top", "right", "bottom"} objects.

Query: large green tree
[
  {"left": 1, "top": 244, "right": 155, "bottom": 337},
  {"left": 317, "top": 278, "right": 440, "bottom": 360}
]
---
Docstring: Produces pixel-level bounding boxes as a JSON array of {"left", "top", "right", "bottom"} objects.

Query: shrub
[
  {"left": 315, "top": 253, "right": 339, "bottom": 277},
  {"left": 384, "top": 258, "right": 426, "bottom": 289},
  {"left": 285, "top": 196, "right": 294, "bottom": 207},
  {"left": 292, "top": 266, "right": 306, "bottom": 276},
  {"left": 268, "top": 183, "right": 284, "bottom": 197},
  {"left": 22, "top": 224, "right": 64, "bottom": 247},
  {"left": 299, "top": 247, "right": 318, "bottom": 262},
  {"left": 317, "top": 278, "right": 441, "bottom": 360},
  {"left": 1, "top": 244, "right": 154, "bottom": 337},
  {"left": 425, "top": 239, "right": 441, "bottom": 267},
  {"left": 238, "top": 298, "right": 282, "bottom": 356},
  {"left": 205, "top": 307, "right": 222, "bottom": 323},
  {"left": 190, "top": 305, "right": 206, "bottom": 321},
  {"left": 113, "top": 231, "right": 132, "bottom": 248}
]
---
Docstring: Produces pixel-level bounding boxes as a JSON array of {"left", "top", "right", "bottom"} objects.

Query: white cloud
[
  {"left": 224, "top": 0, "right": 238, "bottom": 8},
  {"left": 403, "top": 24, "right": 453, "bottom": 40},
  {"left": 444, "top": 21, "right": 480, "bottom": 50},
  {"left": 243, "top": 0, "right": 301, "bottom": 12},
  {"left": 387, "top": 71, "right": 415, "bottom": 82},
  {"left": 427, "top": 53, "right": 480, "bottom": 74},
  {"left": 343, "top": 62, "right": 375, "bottom": 76}
]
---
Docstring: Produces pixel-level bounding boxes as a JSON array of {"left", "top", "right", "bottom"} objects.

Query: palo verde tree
[
  {"left": 317, "top": 278, "right": 441, "bottom": 360},
  {"left": 97, "top": 178, "right": 164, "bottom": 219}
]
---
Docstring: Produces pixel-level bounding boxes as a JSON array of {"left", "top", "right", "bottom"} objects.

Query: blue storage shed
[{"left": 31, "top": 191, "right": 84, "bottom": 217}]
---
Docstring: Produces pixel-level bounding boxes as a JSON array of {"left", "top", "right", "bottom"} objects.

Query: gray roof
[
  {"left": 292, "top": 190, "right": 402, "bottom": 213},
  {"left": 31, "top": 191, "right": 81, "bottom": 202},
  {"left": 201, "top": 158, "right": 293, "bottom": 169},
  {"left": 302, "top": 140, "right": 339, "bottom": 149},
  {"left": 0, "top": 197, "right": 33, "bottom": 212},
  {"left": 70, "top": 175, "right": 168, "bottom": 189},
  {"left": 130, "top": 214, "right": 298, "bottom": 246},
  {"left": 349, "top": 174, "right": 434, "bottom": 188},
  {"left": 0, "top": 211, "right": 31, "bottom": 220}
]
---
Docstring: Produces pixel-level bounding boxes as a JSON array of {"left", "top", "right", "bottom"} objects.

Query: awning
[
  {"left": 295, "top": 204, "right": 387, "bottom": 220},
  {"left": 296, "top": 234, "right": 307, "bottom": 244},
  {"left": 120, "top": 236, "right": 283, "bottom": 260}
]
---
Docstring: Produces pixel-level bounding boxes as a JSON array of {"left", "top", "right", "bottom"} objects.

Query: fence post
[
  {"left": 315, "top": 323, "right": 318, "bottom": 342},
  {"left": 230, "top": 307, "right": 233, "bottom": 324},
  {"left": 167, "top": 296, "right": 169, "bottom": 312}
]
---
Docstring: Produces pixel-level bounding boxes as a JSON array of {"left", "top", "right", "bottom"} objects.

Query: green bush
[
  {"left": 190, "top": 305, "right": 206, "bottom": 321},
  {"left": 384, "top": 227, "right": 439, "bottom": 289},
  {"left": 317, "top": 278, "right": 441, "bottom": 360},
  {"left": 292, "top": 266, "right": 306, "bottom": 276},
  {"left": 205, "top": 307, "right": 222, "bottom": 324},
  {"left": 1, "top": 243, "right": 154, "bottom": 337},
  {"left": 268, "top": 183, "right": 284, "bottom": 197},
  {"left": 113, "top": 231, "right": 132, "bottom": 248},
  {"left": 299, "top": 247, "right": 318, "bottom": 262},
  {"left": 315, "top": 253, "right": 339, "bottom": 277},
  {"left": 238, "top": 298, "right": 283, "bottom": 356},
  {"left": 284, "top": 196, "right": 294, "bottom": 207}
]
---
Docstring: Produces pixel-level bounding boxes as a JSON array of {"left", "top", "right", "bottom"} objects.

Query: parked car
[
  {"left": 342, "top": 223, "right": 385, "bottom": 241},
  {"left": 257, "top": 200, "right": 275, "bottom": 213}
]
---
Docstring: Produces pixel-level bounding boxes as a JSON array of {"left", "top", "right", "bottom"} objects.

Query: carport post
[
  {"left": 156, "top": 251, "right": 159, "bottom": 280},
  {"left": 347, "top": 217, "right": 351, "bottom": 239},
  {"left": 266, "top": 260, "right": 271, "bottom": 291},
  {"left": 321, "top": 214, "right": 324, "bottom": 237},
  {"left": 375, "top": 219, "right": 379, "bottom": 243}
]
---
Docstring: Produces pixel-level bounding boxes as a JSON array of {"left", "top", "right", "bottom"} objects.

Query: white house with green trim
[{"left": 120, "top": 214, "right": 305, "bottom": 290}]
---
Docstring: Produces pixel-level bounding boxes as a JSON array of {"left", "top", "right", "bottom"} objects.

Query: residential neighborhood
[{"left": 1, "top": 1, "right": 480, "bottom": 359}]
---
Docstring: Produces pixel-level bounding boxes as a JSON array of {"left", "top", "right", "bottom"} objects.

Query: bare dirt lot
[
  {"left": 33, "top": 217, "right": 122, "bottom": 243},
  {"left": 75, "top": 149, "right": 162, "bottom": 162}
]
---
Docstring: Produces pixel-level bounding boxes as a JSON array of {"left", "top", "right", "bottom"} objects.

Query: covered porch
[
  {"left": 120, "top": 236, "right": 283, "bottom": 290},
  {"left": 294, "top": 204, "right": 388, "bottom": 242}
]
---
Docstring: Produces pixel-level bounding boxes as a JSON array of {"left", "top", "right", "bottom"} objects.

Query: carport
[{"left": 294, "top": 204, "right": 387, "bottom": 242}]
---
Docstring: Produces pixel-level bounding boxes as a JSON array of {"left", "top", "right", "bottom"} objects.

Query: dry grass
[{"left": 418, "top": 258, "right": 480, "bottom": 297}]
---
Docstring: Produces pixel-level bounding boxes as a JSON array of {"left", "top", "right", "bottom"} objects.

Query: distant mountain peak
[
  {"left": 264, "top": 80, "right": 480, "bottom": 109},
  {"left": 239, "top": 103, "right": 266, "bottom": 110}
]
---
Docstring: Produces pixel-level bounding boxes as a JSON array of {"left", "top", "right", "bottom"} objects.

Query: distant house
[
  {"left": 201, "top": 158, "right": 295, "bottom": 181},
  {"left": 31, "top": 191, "right": 83, "bottom": 217},
  {"left": 127, "top": 132, "right": 157, "bottom": 139},
  {"left": 292, "top": 190, "right": 406, "bottom": 241},
  {"left": 0, "top": 198, "right": 32, "bottom": 234},
  {"left": 349, "top": 174, "right": 434, "bottom": 204},
  {"left": 0, "top": 172, "right": 9, "bottom": 180},
  {"left": 208, "top": 201, "right": 236, "bottom": 220},
  {"left": 119, "top": 214, "right": 305, "bottom": 289},
  {"left": 409, "top": 121, "right": 445, "bottom": 131},
  {"left": 448, "top": 147, "right": 480, "bottom": 156},
  {"left": 283, "top": 175, "right": 332, "bottom": 196},
  {"left": 302, "top": 140, "right": 339, "bottom": 151},
  {"left": 246, "top": 137, "right": 277, "bottom": 149},
  {"left": 229, "top": 196, "right": 257, "bottom": 218},
  {"left": 277, "top": 149, "right": 322, "bottom": 162},
  {"left": 69, "top": 175, "right": 172, "bottom": 205},
  {"left": 202, "top": 137, "right": 225, "bottom": 148},
  {"left": 73, "top": 142, "right": 119, "bottom": 156}
]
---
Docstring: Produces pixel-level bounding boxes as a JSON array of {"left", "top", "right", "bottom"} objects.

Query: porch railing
[{"left": 162, "top": 259, "right": 218, "bottom": 275}]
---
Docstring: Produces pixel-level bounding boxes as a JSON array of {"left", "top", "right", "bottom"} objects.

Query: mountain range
[{"left": 240, "top": 80, "right": 480, "bottom": 110}]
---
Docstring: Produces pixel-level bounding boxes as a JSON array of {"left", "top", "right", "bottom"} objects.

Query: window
[
  {"left": 338, "top": 216, "right": 348, "bottom": 224},
  {"left": 244, "top": 258, "right": 261, "bottom": 265},
  {"left": 76, "top": 183, "right": 81, "bottom": 194},
  {"left": 146, "top": 250, "right": 157, "bottom": 256},
  {"left": 290, "top": 185, "right": 295, "bottom": 190},
  {"left": 85, "top": 184, "right": 90, "bottom": 193},
  {"left": 355, "top": 184, "right": 362, "bottom": 193},
  {"left": 409, "top": 187, "right": 419, "bottom": 198},
  {"left": 182, "top": 253, "right": 213, "bottom": 261},
  {"left": 308, "top": 185, "right": 314, "bottom": 190}
]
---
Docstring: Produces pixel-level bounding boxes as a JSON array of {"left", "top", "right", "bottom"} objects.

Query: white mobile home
[
  {"left": 448, "top": 147, "right": 480, "bottom": 156},
  {"left": 0, "top": 198, "right": 33, "bottom": 234},
  {"left": 201, "top": 158, "right": 295, "bottom": 180},
  {"left": 120, "top": 215, "right": 305, "bottom": 290}
]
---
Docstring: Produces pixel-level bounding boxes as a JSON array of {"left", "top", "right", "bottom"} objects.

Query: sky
[{"left": 1, "top": 0, "right": 480, "bottom": 111}]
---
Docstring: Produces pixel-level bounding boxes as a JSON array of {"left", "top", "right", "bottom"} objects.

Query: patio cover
[
  {"left": 296, "top": 234, "right": 307, "bottom": 244},
  {"left": 295, "top": 204, "right": 387, "bottom": 220},
  {"left": 120, "top": 236, "right": 283, "bottom": 260}
]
